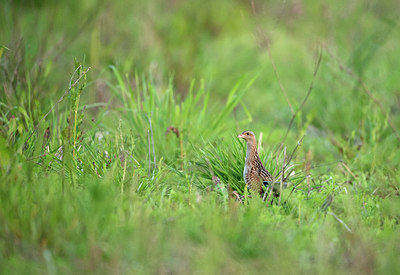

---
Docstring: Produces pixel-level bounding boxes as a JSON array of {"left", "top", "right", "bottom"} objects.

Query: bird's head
[{"left": 238, "top": 130, "right": 256, "bottom": 145}]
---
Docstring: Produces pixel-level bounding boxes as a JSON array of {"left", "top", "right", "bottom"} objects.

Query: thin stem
[
  {"left": 146, "top": 114, "right": 156, "bottom": 170},
  {"left": 148, "top": 129, "right": 151, "bottom": 177},
  {"left": 23, "top": 66, "right": 91, "bottom": 147},
  {"left": 327, "top": 49, "right": 400, "bottom": 144},
  {"left": 283, "top": 49, "right": 322, "bottom": 142},
  {"left": 278, "top": 147, "right": 286, "bottom": 206},
  {"left": 250, "top": 0, "right": 294, "bottom": 114}
]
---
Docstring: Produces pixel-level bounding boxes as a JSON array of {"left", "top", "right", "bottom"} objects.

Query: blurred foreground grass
[{"left": 1, "top": 0, "right": 400, "bottom": 274}]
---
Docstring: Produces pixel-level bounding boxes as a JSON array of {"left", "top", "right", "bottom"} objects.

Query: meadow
[{"left": 1, "top": 0, "right": 400, "bottom": 274}]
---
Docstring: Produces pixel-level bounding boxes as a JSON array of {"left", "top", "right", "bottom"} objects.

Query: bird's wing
[
  {"left": 252, "top": 157, "right": 274, "bottom": 182},
  {"left": 259, "top": 167, "right": 274, "bottom": 182}
]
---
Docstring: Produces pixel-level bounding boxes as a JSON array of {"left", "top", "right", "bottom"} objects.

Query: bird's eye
[{"left": 246, "top": 133, "right": 249, "bottom": 135}]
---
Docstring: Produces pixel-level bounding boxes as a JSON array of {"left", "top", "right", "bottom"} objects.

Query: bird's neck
[{"left": 245, "top": 142, "right": 259, "bottom": 164}]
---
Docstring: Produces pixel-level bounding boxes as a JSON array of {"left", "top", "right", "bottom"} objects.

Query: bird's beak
[{"left": 238, "top": 134, "right": 245, "bottom": 139}]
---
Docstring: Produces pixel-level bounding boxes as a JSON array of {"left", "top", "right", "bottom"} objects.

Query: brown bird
[{"left": 238, "top": 130, "right": 274, "bottom": 194}]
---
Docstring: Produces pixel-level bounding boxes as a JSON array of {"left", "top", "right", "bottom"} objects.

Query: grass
[{"left": 1, "top": 0, "right": 400, "bottom": 274}]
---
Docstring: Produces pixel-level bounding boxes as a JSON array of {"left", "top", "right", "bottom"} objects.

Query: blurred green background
[
  {"left": 1, "top": 0, "right": 400, "bottom": 274},
  {"left": 2, "top": 0, "right": 400, "bottom": 159}
]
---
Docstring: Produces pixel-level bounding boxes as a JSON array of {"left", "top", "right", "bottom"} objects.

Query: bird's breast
[
  {"left": 243, "top": 164, "right": 252, "bottom": 185},
  {"left": 243, "top": 165, "right": 248, "bottom": 183}
]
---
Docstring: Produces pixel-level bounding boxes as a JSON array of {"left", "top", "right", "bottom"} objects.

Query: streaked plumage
[{"left": 238, "top": 130, "right": 274, "bottom": 194}]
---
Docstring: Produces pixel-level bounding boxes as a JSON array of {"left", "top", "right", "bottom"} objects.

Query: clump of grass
[
  {"left": 195, "top": 135, "right": 246, "bottom": 192},
  {"left": 195, "top": 131, "right": 306, "bottom": 202},
  {"left": 106, "top": 67, "right": 255, "bottom": 188}
]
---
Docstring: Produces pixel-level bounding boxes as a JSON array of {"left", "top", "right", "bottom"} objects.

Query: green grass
[{"left": 1, "top": 0, "right": 400, "bottom": 274}]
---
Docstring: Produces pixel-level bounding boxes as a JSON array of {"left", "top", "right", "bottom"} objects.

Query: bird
[{"left": 238, "top": 130, "right": 274, "bottom": 195}]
